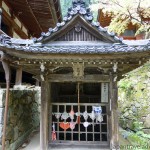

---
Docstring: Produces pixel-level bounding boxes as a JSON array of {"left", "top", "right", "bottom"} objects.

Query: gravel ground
[{"left": 19, "top": 130, "right": 130, "bottom": 150}]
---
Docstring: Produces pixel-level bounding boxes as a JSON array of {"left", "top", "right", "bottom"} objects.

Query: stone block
[
  {"left": 14, "top": 126, "right": 19, "bottom": 141},
  {"left": 9, "top": 127, "right": 34, "bottom": 150},
  {"left": 0, "top": 89, "right": 40, "bottom": 149},
  {"left": 142, "top": 129, "right": 150, "bottom": 134},
  {"left": 10, "top": 115, "right": 18, "bottom": 125},
  {"left": 6, "top": 124, "right": 14, "bottom": 140},
  {"left": 5, "top": 140, "right": 9, "bottom": 150},
  {"left": 0, "top": 90, "right": 4, "bottom": 107},
  {"left": 0, "top": 124, "right": 3, "bottom": 138},
  {"left": 0, "top": 115, "right": 3, "bottom": 124},
  {"left": 144, "top": 114, "right": 150, "bottom": 128},
  {"left": 0, "top": 108, "right": 4, "bottom": 117},
  {"left": 27, "top": 96, "right": 32, "bottom": 104}
]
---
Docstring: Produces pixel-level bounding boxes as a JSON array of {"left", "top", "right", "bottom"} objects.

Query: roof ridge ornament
[
  {"left": 0, "top": 34, "right": 11, "bottom": 45},
  {"left": 66, "top": 0, "right": 93, "bottom": 21},
  {"left": 32, "top": 0, "right": 123, "bottom": 43},
  {"left": 72, "top": 0, "right": 86, "bottom": 8}
]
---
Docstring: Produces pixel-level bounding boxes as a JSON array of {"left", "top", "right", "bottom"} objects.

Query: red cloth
[
  {"left": 59, "top": 122, "right": 70, "bottom": 130},
  {"left": 52, "top": 131, "right": 56, "bottom": 141},
  {"left": 76, "top": 116, "right": 80, "bottom": 124}
]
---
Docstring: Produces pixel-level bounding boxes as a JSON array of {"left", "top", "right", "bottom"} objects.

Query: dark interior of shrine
[
  {"left": 0, "top": 63, "right": 36, "bottom": 87},
  {"left": 51, "top": 82, "right": 108, "bottom": 143},
  {"left": 51, "top": 82, "right": 101, "bottom": 103}
]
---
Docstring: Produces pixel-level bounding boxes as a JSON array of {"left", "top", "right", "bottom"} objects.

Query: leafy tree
[
  {"left": 60, "top": 0, "right": 72, "bottom": 17},
  {"left": 92, "top": 0, "right": 150, "bottom": 38}
]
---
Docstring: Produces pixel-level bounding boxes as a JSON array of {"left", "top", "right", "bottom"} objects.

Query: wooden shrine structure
[{"left": 0, "top": 0, "right": 150, "bottom": 150}]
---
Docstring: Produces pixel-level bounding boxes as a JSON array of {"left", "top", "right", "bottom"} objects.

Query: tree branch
[
  {"left": 127, "top": 9, "right": 144, "bottom": 25},
  {"left": 137, "top": 0, "right": 143, "bottom": 24}
]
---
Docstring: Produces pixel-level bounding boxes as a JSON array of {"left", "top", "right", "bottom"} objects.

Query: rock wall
[
  {"left": 118, "top": 62, "right": 150, "bottom": 133},
  {"left": 0, "top": 87, "right": 41, "bottom": 150}
]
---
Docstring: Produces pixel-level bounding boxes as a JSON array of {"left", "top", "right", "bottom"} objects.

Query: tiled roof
[
  {"left": 0, "top": 41, "right": 150, "bottom": 54},
  {"left": 32, "top": 0, "right": 123, "bottom": 43},
  {"left": 0, "top": 30, "right": 150, "bottom": 54}
]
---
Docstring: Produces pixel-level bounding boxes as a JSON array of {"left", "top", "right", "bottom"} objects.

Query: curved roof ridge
[
  {"left": 0, "top": 38, "right": 150, "bottom": 54},
  {"left": 33, "top": 0, "right": 123, "bottom": 43}
]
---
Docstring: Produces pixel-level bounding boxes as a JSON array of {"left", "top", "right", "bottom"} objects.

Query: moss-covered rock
[{"left": 118, "top": 62, "right": 150, "bottom": 131}]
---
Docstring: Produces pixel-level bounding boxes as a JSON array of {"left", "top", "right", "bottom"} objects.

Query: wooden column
[
  {"left": 40, "top": 80, "right": 50, "bottom": 150},
  {"left": 1, "top": 61, "right": 11, "bottom": 150},
  {"left": 109, "top": 73, "right": 119, "bottom": 149},
  {"left": 0, "top": 8, "right": 2, "bottom": 29},
  {"left": 15, "top": 67, "right": 22, "bottom": 85},
  {"left": 36, "top": 79, "right": 40, "bottom": 86}
]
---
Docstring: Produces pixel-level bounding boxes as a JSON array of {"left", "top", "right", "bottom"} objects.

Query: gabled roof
[
  {"left": 33, "top": 0, "right": 123, "bottom": 43},
  {"left": 0, "top": 34, "right": 150, "bottom": 54},
  {"left": 0, "top": 1, "right": 150, "bottom": 56}
]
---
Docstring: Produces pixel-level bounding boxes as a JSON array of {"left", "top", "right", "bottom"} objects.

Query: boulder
[{"left": 143, "top": 114, "right": 150, "bottom": 128}]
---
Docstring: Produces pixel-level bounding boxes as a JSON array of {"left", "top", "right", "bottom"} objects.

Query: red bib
[{"left": 59, "top": 122, "right": 70, "bottom": 130}]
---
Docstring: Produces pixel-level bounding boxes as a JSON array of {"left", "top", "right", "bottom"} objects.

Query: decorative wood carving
[
  {"left": 75, "top": 24, "right": 82, "bottom": 32},
  {"left": 73, "top": 62, "right": 84, "bottom": 79},
  {"left": 55, "top": 25, "right": 100, "bottom": 41}
]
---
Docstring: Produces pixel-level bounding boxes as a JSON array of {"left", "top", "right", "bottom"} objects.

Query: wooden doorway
[{"left": 49, "top": 82, "right": 109, "bottom": 146}]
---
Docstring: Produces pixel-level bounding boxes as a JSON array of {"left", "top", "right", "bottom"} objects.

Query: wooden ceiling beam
[
  {"left": 47, "top": 0, "right": 58, "bottom": 25},
  {"left": 25, "top": 0, "right": 43, "bottom": 32}
]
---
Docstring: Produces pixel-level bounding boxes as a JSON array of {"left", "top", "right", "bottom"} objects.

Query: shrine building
[{"left": 0, "top": 1, "right": 150, "bottom": 150}]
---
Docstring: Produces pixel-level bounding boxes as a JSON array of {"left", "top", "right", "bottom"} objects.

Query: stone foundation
[{"left": 0, "top": 87, "right": 41, "bottom": 150}]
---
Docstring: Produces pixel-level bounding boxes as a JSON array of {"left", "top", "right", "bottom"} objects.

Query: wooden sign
[{"left": 101, "top": 83, "right": 109, "bottom": 103}]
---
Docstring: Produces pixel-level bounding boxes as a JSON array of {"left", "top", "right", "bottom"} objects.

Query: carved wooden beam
[
  {"left": 73, "top": 62, "right": 84, "bottom": 79},
  {"left": 47, "top": 74, "right": 110, "bottom": 82}
]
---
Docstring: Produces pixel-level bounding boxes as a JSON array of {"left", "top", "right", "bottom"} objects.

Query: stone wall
[
  {"left": 0, "top": 87, "right": 41, "bottom": 150},
  {"left": 118, "top": 62, "right": 150, "bottom": 133}
]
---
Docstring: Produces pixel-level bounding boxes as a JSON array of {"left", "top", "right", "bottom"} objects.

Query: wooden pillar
[
  {"left": 1, "top": 60, "right": 11, "bottom": 150},
  {"left": 109, "top": 73, "right": 119, "bottom": 149},
  {"left": 36, "top": 79, "right": 40, "bottom": 86},
  {"left": 15, "top": 67, "right": 22, "bottom": 85},
  {"left": 0, "top": 8, "right": 2, "bottom": 29},
  {"left": 40, "top": 80, "right": 50, "bottom": 150}
]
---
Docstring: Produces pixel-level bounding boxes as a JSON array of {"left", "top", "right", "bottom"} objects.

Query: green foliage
[
  {"left": 95, "top": 0, "right": 150, "bottom": 38},
  {"left": 60, "top": 0, "right": 72, "bottom": 17},
  {"left": 118, "top": 62, "right": 150, "bottom": 130},
  {"left": 121, "top": 129, "right": 150, "bottom": 149},
  {"left": 132, "top": 121, "right": 144, "bottom": 131},
  {"left": 118, "top": 80, "right": 133, "bottom": 92}
]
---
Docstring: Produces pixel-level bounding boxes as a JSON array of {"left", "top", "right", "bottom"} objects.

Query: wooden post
[
  {"left": 109, "top": 73, "right": 119, "bottom": 149},
  {"left": 49, "top": 83, "right": 52, "bottom": 143},
  {"left": 1, "top": 61, "right": 10, "bottom": 150},
  {"left": 40, "top": 79, "right": 50, "bottom": 150},
  {"left": 36, "top": 79, "right": 40, "bottom": 86},
  {"left": 0, "top": 8, "right": 2, "bottom": 29},
  {"left": 15, "top": 67, "right": 22, "bottom": 85}
]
